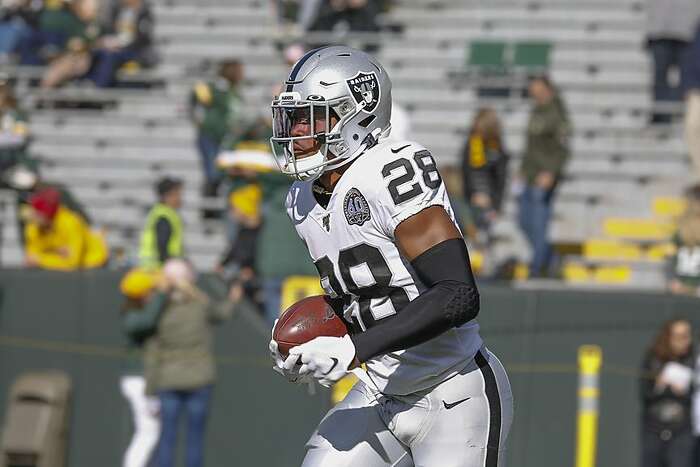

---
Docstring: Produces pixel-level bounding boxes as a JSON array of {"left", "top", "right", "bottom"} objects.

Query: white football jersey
[{"left": 286, "top": 138, "right": 483, "bottom": 395}]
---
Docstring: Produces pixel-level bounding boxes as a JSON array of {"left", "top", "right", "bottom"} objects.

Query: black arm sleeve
[
  {"left": 155, "top": 217, "right": 172, "bottom": 263},
  {"left": 351, "top": 238, "right": 479, "bottom": 363}
]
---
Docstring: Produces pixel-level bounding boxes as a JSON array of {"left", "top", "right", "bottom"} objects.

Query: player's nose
[{"left": 290, "top": 122, "right": 309, "bottom": 137}]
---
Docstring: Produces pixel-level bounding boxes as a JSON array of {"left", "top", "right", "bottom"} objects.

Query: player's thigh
[
  {"left": 302, "top": 382, "right": 413, "bottom": 467},
  {"left": 411, "top": 350, "right": 513, "bottom": 467}
]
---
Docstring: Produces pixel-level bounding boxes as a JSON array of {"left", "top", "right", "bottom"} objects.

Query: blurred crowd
[{"left": 0, "top": 0, "right": 155, "bottom": 87}]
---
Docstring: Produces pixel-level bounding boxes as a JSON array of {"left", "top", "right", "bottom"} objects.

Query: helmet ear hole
[{"left": 353, "top": 134, "right": 359, "bottom": 141}]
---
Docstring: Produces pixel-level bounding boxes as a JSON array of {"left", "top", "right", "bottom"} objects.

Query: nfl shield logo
[
  {"left": 343, "top": 188, "right": 371, "bottom": 226},
  {"left": 346, "top": 71, "right": 381, "bottom": 113}
]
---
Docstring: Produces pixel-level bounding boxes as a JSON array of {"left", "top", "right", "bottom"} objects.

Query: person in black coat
[{"left": 640, "top": 318, "right": 695, "bottom": 467}]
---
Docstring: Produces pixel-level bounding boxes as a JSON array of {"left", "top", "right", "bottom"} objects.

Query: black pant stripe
[{"left": 475, "top": 350, "right": 501, "bottom": 467}]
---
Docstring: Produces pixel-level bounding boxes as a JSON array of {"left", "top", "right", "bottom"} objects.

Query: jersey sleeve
[{"left": 369, "top": 142, "right": 454, "bottom": 239}]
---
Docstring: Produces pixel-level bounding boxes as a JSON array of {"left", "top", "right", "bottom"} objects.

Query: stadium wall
[{"left": 0, "top": 270, "right": 699, "bottom": 466}]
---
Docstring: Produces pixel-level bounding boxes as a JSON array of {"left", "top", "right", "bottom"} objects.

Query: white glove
[
  {"left": 283, "top": 335, "right": 357, "bottom": 388},
  {"left": 269, "top": 320, "right": 311, "bottom": 385}
]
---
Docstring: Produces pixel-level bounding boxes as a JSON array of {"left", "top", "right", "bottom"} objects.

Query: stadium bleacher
[{"left": 0, "top": 0, "right": 690, "bottom": 288}]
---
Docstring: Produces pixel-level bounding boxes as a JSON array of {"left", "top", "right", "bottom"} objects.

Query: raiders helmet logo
[
  {"left": 346, "top": 71, "right": 380, "bottom": 113},
  {"left": 343, "top": 188, "right": 371, "bottom": 226}
]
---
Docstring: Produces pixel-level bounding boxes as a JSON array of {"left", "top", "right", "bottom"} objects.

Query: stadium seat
[
  {"left": 652, "top": 197, "right": 687, "bottom": 218},
  {"left": 583, "top": 239, "right": 642, "bottom": 261},
  {"left": 602, "top": 218, "right": 676, "bottom": 241},
  {"left": 467, "top": 40, "right": 508, "bottom": 72},
  {"left": 513, "top": 41, "right": 552, "bottom": 73},
  {"left": 593, "top": 265, "right": 631, "bottom": 284}
]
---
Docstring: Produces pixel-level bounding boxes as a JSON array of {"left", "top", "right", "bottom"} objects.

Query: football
[{"left": 273, "top": 295, "right": 348, "bottom": 358}]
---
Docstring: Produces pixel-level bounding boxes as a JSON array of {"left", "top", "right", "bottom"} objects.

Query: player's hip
[{"left": 386, "top": 348, "right": 513, "bottom": 454}]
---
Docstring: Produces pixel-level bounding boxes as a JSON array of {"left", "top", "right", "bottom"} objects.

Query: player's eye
[{"left": 291, "top": 108, "right": 311, "bottom": 125}]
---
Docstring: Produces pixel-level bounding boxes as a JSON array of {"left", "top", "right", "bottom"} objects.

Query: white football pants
[
  {"left": 302, "top": 348, "right": 513, "bottom": 467},
  {"left": 120, "top": 376, "right": 161, "bottom": 467}
]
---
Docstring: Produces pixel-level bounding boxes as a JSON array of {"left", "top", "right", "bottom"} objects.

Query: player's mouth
[{"left": 293, "top": 140, "right": 318, "bottom": 156}]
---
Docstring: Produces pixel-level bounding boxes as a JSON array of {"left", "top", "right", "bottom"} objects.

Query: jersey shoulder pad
[
  {"left": 355, "top": 139, "right": 449, "bottom": 236},
  {"left": 350, "top": 139, "right": 426, "bottom": 187},
  {"left": 285, "top": 180, "right": 316, "bottom": 226}
]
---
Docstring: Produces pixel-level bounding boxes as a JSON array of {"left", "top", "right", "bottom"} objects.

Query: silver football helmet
[{"left": 270, "top": 46, "right": 392, "bottom": 181}]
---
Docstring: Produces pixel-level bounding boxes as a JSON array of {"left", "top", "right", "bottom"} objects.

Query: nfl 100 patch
[
  {"left": 343, "top": 188, "right": 371, "bottom": 226},
  {"left": 345, "top": 71, "right": 380, "bottom": 113}
]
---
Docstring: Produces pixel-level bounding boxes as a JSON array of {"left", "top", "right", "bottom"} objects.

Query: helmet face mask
[
  {"left": 270, "top": 46, "right": 392, "bottom": 182},
  {"left": 271, "top": 94, "right": 361, "bottom": 181}
]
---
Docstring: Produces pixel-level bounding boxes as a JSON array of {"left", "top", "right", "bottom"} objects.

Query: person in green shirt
[
  {"left": 139, "top": 177, "right": 184, "bottom": 269},
  {"left": 0, "top": 77, "right": 31, "bottom": 173},
  {"left": 189, "top": 59, "right": 245, "bottom": 214},
  {"left": 256, "top": 170, "right": 318, "bottom": 325},
  {"left": 17, "top": 0, "right": 84, "bottom": 65},
  {"left": 40, "top": 0, "right": 102, "bottom": 89},
  {"left": 517, "top": 75, "right": 571, "bottom": 278}
]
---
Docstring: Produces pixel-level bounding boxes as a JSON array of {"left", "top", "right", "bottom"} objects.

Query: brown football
[{"left": 273, "top": 295, "right": 348, "bottom": 358}]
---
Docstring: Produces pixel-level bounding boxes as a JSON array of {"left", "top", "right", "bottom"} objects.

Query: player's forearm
[
  {"left": 351, "top": 280, "right": 479, "bottom": 363},
  {"left": 351, "top": 238, "right": 480, "bottom": 363}
]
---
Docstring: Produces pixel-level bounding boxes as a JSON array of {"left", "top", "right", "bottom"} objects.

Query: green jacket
[
  {"left": 121, "top": 292, "right": 168, "bottom": 383},
  {"left": 190, "top": 80, "right": 244, "bottom": 143},
  {"left": 255, "top": 172, "right": 318, "bottom": 279},
  {"left": 521, "top": 97, "right": 571, "bottom": 184},
  {"left": 149, "top": 281, "right": 235, "bottom": 393}
]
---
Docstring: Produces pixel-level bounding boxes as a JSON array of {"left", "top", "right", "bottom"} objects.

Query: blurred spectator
[
  {"left": 0, "top": 0, "right": 40, "bottom": 62},
  {"left": 188, "top": 59, "right": 245, "bottom": 217},
  {"left": 668, "top": 185, "right": 700, "bottom": 296},
  {"left": 685, "top": 21, "right": 700, "bottom": 181},
  {"left": 308, "top": 0, "right": 379, "bottom": 33},
  {"left": 9, "top": 164, "right": 91, "bottom": 247},
  {"left": 273, "top": 0, "right": 323, "bottom": 32},
  {"left": 23, "top": 187, "right": 108, "bottom": 270},
  {"left": 17, "top": 0, "right": 87, "bottom": 65},
  {"left": 151, "top": 259, "right": 239, "bottom": 467},
  {"left": 119, "top": 267, "right": 166, "bottom": 467},
  {"left": 645, "top": 0, "right": 700, "bottom": 124},
  {"left": 460, "top": 108, "right": 509, "bottom": 245},
  {"left": 641, "top": 318, "right": 694, "bottom": 467},
  {"left": 215, "top": 119, "right": 277, "bottom": 308},
  {"left": 0, "top": 76, "right": 31, "bottom": 175},
  {"left": 255, "top": 169, "right": 322, "bottom": 325},
  {"left": 138, "top": 177, "right": 184, "bottom": 269},
  {"left": 40, "top": 0, "right": 102, "bottom": 89},
  {"left": 88, "top": 0, "right": 155, "bottom": 88},
  {"left": 517, "top": 76, "right": 570, "bottom": 278}
]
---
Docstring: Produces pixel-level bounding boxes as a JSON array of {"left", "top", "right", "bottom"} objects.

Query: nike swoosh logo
[
  {"left": 391, "top": 144, "right": 411, "bottom": 154},
  {"left": 442, "top": 397, "right": 471, "bottom": 410},
  {"left": 322, "top": 358, "right": 339, "bottom": 375}
]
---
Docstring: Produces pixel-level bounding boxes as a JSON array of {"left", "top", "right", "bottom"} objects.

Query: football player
[{"left": 269, "top": 46, "right": 513, "bottom": 466}]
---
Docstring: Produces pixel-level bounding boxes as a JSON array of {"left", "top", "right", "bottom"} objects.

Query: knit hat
[
  {"left": 29, "top": 188, "right": 60, "bottom": 220},
  {"left": 120, "top": 268, "right": 160, "bottom": 299}
]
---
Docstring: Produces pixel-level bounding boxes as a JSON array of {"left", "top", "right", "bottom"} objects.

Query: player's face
[
  {"left": 669, "top": 321, "right": 692, "bottom": 357},
  {"left": 281, "top": 106, "right": 338, "bottom": 158}
]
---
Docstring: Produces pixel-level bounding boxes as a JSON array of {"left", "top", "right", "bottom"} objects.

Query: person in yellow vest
[
  {"left": 24, "top": 187, "right": 108, "bottom": 270},
  {"left": 139, "top": 177, "right": 184, "bottom": 269}
]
